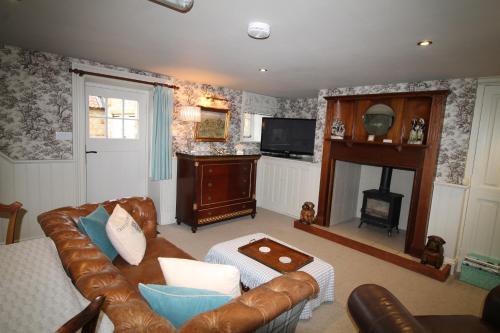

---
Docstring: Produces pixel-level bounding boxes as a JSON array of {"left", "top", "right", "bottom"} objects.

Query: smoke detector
[{"left": 248, "top": 22, "right": 271, "bottom": 39}]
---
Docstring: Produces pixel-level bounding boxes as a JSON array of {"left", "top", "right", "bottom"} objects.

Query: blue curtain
[{"left": 151, "top": 86, "right": 173, "bottom": 181}]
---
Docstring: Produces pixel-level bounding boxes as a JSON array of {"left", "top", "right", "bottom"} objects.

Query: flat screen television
[{"left": 260, "top": 118, "right": 316, "bottom": 156}]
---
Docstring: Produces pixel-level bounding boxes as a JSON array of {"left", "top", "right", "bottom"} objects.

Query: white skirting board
[{"left": 0, "top": 152, "right": 78, "bottom": 242}]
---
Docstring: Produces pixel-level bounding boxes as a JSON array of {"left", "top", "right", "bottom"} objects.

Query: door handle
[{"left": 85, "top": 150, "right": 98, "bottom": 154}]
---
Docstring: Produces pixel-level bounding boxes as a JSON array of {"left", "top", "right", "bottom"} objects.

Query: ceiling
[{"left": 1, "top": 0, "right": 500, "bottom": 98}]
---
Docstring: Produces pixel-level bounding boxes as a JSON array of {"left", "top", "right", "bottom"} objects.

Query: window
[
  {"left": 241, "top": 113, "right": 265, "bottom": 142},
  {"left": 88, "top": 95, "right": 139, "bottom": 139}
]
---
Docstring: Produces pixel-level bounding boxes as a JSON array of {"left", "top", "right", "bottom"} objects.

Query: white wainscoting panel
[
  {"left": 256, "top": 156, "right": 321, "bottom": 219},
  {"left": 331, "top": 161, "right": 361, "bottom": 224},
  {"left": 148, "top": 157, "right": 177, "bottom": 225},
  {"left": 427, "top": 181, "right": 468, "bottom": 262},
  {"left": 0, "top": 153, "right": 77, "bottom": 243}
]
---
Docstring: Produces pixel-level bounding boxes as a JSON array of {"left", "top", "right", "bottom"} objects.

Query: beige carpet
[{"left": 158, "top": 208, "right": 488, "bottom": 333}]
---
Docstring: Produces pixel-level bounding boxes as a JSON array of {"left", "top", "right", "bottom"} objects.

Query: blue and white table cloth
[{"left": 204, "top": 233, "right": 334, "bottom": 320}]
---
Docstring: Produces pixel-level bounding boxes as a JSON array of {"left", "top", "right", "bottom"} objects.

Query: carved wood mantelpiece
[{"left": 316, "top": 91, "right": 449, "bottom": 257}]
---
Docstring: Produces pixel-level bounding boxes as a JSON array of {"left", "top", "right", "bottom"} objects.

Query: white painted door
[
  {"left": 85, "top": 83, "right": 148, "bottom": 203},
  {"left": 461, "top": 85, "right": 500, "bottom": 259}
]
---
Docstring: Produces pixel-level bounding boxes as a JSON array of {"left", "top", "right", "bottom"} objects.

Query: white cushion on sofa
[
  {"left": 106, "top": 204, "right": 146, "bottom": 265},
  {"left": 158, "top": 258, "right": 241, "bottom": 298}
]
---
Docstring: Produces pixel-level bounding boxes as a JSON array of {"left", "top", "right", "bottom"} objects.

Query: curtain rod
[{"left": 69, "top": 68, "right": 179, "bottom": 90}]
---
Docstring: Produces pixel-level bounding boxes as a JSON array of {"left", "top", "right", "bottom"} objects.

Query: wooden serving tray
[{"left": 238, "top": 238, "right": 314, "bottom": 273}]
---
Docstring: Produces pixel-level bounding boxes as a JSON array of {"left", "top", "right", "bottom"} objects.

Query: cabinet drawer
[
  {"left": 201, "top": 176, "right": 251, "bottom": 205},
  {"left": 201, "top": 162, "right": 252, "bottom": 178},
  {"left": 197, "top": 202, "right": 254, "bottom": 225}
]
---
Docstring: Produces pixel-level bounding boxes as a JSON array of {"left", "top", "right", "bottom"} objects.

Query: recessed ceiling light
[
  {"left": 259, "top": 68, "right": 268, "bottom": 72},
  {"left": 417, "top": 40, "right": 432, "bottom": 46}
]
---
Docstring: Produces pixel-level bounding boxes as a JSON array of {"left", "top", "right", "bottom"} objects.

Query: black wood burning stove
[{"left": 359, "top": 167, "right": 403, "bottom": 236}]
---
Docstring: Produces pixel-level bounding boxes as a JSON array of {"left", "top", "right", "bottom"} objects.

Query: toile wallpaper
[
  {"left": 276, "top": 97, "right": 318, "bottom": 119},
  {"left": 0, "top": 45, "right": 478, "bottom": 184},
  {"left": 0, "top": 45, "right": 259, "bottom": 161},
  {"left": 315, "top": 79, "right": 478, "bottom": 185},
  {"left": 0, "top": 46, "right": 73, "bottom": 159}
]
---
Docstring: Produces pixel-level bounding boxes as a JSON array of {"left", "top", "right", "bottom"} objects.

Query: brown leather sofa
[
  {"left": 347, "top": 283, "right": 500, "bottom": 333},
  {"left": 38, "top": 197, "right": 319, "bottom": 333}
]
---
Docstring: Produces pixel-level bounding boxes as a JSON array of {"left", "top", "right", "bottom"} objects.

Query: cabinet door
[{"left": 200, "top": 162, "right": 253, "bottom": 206}]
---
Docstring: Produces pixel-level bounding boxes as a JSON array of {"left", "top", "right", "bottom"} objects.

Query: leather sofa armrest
[
  {"left": 482, "top": 284, "right": 500, "bottom": 330},
  {"left": 178, "top": 271, "right": 319, "bottom": 333},
  {"left": 348, "top": 284, "right": 427, "bottom": 333}
]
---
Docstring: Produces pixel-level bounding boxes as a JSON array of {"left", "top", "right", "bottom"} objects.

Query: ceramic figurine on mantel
[
  {"left": 331, "top": 119, "right": 345, "bottom": 139},
  {"left": 408, "top": 118, "right": 425, "bottom": 144}
]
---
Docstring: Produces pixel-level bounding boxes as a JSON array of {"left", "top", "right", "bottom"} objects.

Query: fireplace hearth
[{"left": 359, "top": 167, "right": 403, "bottom": 236}]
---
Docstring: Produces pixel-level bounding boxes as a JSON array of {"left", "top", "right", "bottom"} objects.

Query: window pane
[
  {"left": 88, "top": 96, "right": 106, "bottom": 117},
  {"left": 89, "top": 117, "right": 106, "bottom": 138},
  {"left": 107, "top": 98, "right": 123, "bottom": 118},
  {"left": 254, "top": 114, "right": 264, "bottom": 141},
  {"left": 124, "top": 120, "right": 139, "bottom": 139},
  {"left": 108, "top": 119, "right": 123, "bottom": 138},
  {"left": 243, "top": 113, "right": 252, "bottom": 138},
  {"left": 124, "top": 100, "right": 138, "bottom": 119}
]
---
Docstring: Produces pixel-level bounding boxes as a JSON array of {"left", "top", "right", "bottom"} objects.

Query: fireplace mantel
[{"left": 316, "top": 90, "right": 449, "bottom": 257}]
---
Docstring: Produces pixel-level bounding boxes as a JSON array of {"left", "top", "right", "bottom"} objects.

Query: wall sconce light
[
  {"left": 179, "top": 106, "right": 201, "bottom": 122},
  {"left": 205, "top": 95, "right": 228, "bottom": 102}
]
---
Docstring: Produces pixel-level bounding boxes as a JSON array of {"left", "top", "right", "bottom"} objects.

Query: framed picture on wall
[{"left": 194, "top": 106, "right": 230, "bottom": 142}]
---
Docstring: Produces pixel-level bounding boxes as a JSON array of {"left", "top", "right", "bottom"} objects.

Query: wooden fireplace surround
[{"left": 316, "top": 90, "right": 449, "bottom": 258}]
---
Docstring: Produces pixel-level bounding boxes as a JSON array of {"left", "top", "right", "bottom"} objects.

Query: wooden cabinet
[{"left": 175, "top": 153, "right": 260, "bottom": 232}]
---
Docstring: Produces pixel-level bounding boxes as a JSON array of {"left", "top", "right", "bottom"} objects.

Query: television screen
[{"left": 260, "top": 118, "right": 316, "bottom": 156}]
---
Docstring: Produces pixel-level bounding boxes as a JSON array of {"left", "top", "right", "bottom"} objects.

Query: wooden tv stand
[{"left": 175, "top": 153, "right": 260, "bottom": 233}]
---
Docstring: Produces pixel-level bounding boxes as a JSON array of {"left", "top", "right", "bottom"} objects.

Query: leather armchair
[
  {"left": 39, "top": 197, "right": 319, "bottom": 333},
  {"left": 347, "top": 283, "right": 500, "bottom": 333}
]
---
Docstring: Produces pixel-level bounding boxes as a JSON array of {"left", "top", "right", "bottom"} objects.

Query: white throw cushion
[
  {"left": 106, "top": 204, "right": 146, "bottom": 265},
  {"left": 158, "top": 258, "right": 241, "bottom": 298}
]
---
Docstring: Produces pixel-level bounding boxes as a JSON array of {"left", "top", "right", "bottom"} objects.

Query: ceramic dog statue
[
  {"left": 421, "top": 235, "right": 445, "bottom": 269},
  {"left": 408, "top": 118, "right": 425, "bottom": 144},
  {"left": 300, "top": 202, "right": 316, "bottom": 225}
]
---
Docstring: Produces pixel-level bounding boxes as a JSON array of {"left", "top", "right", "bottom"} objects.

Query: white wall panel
[
  {"left": 0, "top": 153, "right": 78, "bottom": 243},
  {"left": 331, "top": 161, "right": 361, "bottom": 224},
  {"left": 427, "top": 181, "right": 467, "bottom": 261},
  {"left": 148, "top": 157, "right": 177, "bottom": 225},
  {"left": 256, "top": 156, "right": 321, "bottom": 219}
]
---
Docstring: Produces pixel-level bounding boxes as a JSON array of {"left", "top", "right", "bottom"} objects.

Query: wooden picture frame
[{"left": 194, "top": 106, "right": 230, "bottom": 142}]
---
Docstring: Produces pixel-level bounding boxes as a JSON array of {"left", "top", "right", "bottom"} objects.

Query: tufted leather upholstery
[
  {"left": 348, "top": 283, "right": 500, "bottom": 333},
  {"left": 38, "top": 197, "right": 320, "bottom": 333}
]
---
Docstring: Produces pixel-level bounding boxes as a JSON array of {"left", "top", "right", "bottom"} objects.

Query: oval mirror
[{"left": 363, "top": 104, "right": 394, "bottom": 136}]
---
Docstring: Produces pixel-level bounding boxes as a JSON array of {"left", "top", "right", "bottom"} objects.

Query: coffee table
[{"left": 204, "top": 233, "right": 334, "bottom": 320}]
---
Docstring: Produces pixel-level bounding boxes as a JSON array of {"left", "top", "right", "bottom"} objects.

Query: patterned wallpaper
[
  {"left": 0, "top": 45, "right": 260, "bottom": 160},
  {"left": 0, "top": 45, "right": 478, "bottom": 184},
  {"left": 315, "top": 79, "right": 478, "bottom": 185},
  {"left": 0, "top": 46, "right": 73, "bottom": 159},
  {"left": 276, "top": 97, "right": 318, "bottom": 119}
]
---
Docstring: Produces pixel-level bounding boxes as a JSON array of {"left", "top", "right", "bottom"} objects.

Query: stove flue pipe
[{"left": 379, "top": 167, "right": 393, "bottom": 193}]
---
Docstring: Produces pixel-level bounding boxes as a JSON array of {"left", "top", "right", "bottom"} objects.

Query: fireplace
[{"left": 359, "top": 167, "right": 403, "bottom": 236}]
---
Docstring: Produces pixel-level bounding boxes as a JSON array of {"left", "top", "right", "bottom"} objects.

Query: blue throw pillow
[
  {"left": 78, "top": 205, "right": 118, "bottom": 260},
  {"left": 138, "top": 284, "right": 231, "bottom": 328}
]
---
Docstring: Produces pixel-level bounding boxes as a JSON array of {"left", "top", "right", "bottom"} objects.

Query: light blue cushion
[
  {"left": 78, "top": 205, "right": 118, "bottom": 260},
  {"left": 138, "top": 284, "right": 232, "bottom": 328}
]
